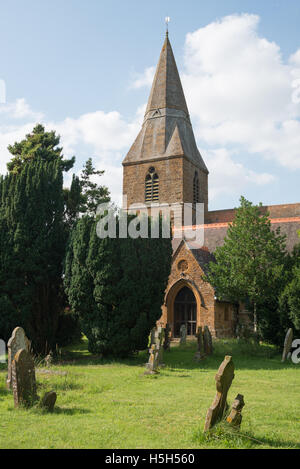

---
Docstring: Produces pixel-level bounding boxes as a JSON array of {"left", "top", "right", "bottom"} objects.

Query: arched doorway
[{"left": 173, "top": 286, "right": 197, "bottom": 337}]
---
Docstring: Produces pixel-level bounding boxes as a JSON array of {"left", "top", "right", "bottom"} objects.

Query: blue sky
[{"left": 0, "top": 0, "right": 300, "bottom": 210}]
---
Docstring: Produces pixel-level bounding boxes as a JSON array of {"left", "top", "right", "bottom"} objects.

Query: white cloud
[
  {"left": 182, "top": 14, "right": 300, "bottom": 170},
  {"left": 1, "top": 14, "right": 300, "bottom": 208},
  {"left": 205, "top": 148, "right": 276, "bottom": 202},
  {"left": 131, "top": 66, "right": 155, "bottom": 89}
]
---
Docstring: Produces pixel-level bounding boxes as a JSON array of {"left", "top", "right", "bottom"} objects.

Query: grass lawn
[{"left": 0, "top": 338, "right": 299, "bottom": 449}]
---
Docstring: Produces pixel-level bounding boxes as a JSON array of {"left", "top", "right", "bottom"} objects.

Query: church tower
[{"left": 122, "top": 33, "right": 208, "bottom": 221}]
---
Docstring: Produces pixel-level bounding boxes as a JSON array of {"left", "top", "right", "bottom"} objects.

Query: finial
[{"left": 165, "top": 16, "right": 170, "bottom": 36}]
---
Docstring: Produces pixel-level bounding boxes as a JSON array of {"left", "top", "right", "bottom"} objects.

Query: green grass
[{"left": 0, "top": 338, "right": 299, "bottom": 449}]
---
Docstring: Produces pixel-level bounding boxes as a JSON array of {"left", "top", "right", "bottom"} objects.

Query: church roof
[{"left": 123, "top": 35, "right": 208, "bottom": 173}]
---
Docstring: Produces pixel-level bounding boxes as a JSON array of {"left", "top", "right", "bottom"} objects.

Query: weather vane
[{"left": 165, "top": 16, "right": 170, "bottom": 35}]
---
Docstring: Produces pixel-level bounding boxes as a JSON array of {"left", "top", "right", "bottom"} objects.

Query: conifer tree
[
  {"left": 205, "top": 196, "right": 287, "bottom": 337},
  {"left": 64, "top": 214, "right": 172, "bottom": 356}
]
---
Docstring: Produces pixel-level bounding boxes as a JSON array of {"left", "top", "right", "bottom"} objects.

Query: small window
[{"left": 145, "top": 168, "right": 159, "bottom": 202}]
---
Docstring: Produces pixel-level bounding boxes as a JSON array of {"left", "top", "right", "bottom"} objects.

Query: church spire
[
  {"left": 144, "top": 34, "right": 189, "bottom": 118},
  {"left": 123, "top": 34, "right": 208, "bottom": 174}
]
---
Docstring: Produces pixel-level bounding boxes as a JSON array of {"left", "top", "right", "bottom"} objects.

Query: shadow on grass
[
  {"left": 52, "top": 406, "right": 91, "bottom": 416},
  {"left": 56, "top": 338, "right": 296, "bottom": 372},
  {"left": 193, "top": 422, "right": 300, "bottom": 449}
]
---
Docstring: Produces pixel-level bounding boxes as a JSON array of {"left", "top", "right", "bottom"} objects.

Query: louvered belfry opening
[
  {"left": 145, "top": 167, "right": 159, "bottom": 202},
  {"left": 193, "top": 171, "right": 200, "bottom": 205}
]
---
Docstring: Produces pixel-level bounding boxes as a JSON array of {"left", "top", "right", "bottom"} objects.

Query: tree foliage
[
  {"left": 64, "top": 214, "right": 172, "bottom": 356},
  {"left": 205, "top": 196, "right": 287, "bottom": 338}
]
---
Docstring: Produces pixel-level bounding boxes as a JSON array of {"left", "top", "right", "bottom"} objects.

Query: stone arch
[{"left": 164, "top": 278, "right": 204, "bottom": 337}]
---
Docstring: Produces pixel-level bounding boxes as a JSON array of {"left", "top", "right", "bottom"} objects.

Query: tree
[
  {"left": 205, "top": 196, "right": 287, "bottom": 337},
  {"left": 0, "top": 125, "right": 75, "bottom": 352},
  {"left": 64, "top": 213, "right": 172, "bottom": 356},
  {"left": 79, "top": 158, "right": 110, "bottom": 216},
  {"left": 278, "top": 241, "right": 300, "bottom": 334}
]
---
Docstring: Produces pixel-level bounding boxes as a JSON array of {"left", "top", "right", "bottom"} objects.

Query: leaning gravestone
[
  {"left": 12, "top": 348, "right": 38, "bottom": 407},
  {"left": 203, "top": 325, "right": 213, "bottom": 356},
  {"left": 281, "top": 328, "right": 293, "bottom": 362},
  {"left": 180, "top": 324, "right": 187, "bottom": 345},
  {"left": 7, "top": 327, "right": 31, "bottom": 389},
  {"left": 194, "top": 326, "right": 205, "bottom": 360},
  {"left": 226, "top": 394, "right": 245, "bottom": 429},
  {"left": 204, "top": 355, "right": 235, "bottom": 432}
]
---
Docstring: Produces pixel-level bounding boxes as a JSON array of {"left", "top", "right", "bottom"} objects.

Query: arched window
[
  {"left": 145, "top": 167, "right": 159, "bottom": 202},
  {"left": 193, "top": 171, "right": 200, "bottom": 204}
]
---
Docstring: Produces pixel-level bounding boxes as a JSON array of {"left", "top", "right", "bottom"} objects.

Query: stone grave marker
[
  {"left": 281, "top": 328, "right": 293, "bottom": 362},
  {"left": 7, "top": 327, "right": 31, "bottom": 389},
  {"left": 155, "top": 326, "right": 164, "bottom": 365},
  {"left": 180, "top": 324, "right": 187, "bottom": 345},
  {"left": 226, "top": 394, "right": 245, "bottom": 429},
  {"left": 12, "top": 348, "right": 38, "bottom": 407},
  {"left": 144, "top": 344, "right": 159, "bottom": 375},
  {"left": 204, "top": 355, "right": 235, "bottom": 432},
  {"left": 41, "top": 391, "right": 57, "bottom": 412},
  {"left": 203, "top": 325, "right": 213, "bottom": 355},
  {"left": 194, "top": 326, "right": 205, "bottom": 360},
  {"left": 163, "top": 324, "right": 171, "bottom": 351}
]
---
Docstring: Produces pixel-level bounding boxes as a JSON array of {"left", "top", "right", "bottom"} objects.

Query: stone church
[{"left": 122, "top": 33, "right": 300, "bottom": 339}]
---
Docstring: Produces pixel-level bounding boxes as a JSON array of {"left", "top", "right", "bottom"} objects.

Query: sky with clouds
[{"left": 0, "top": 0, "right": 300, "bottom": 210}]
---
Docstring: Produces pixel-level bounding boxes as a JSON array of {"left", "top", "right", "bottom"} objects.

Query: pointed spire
[
  {"left": 123, "top": 35, "right": 208, "bottom": 173},
  {"left": 145, "top": 35, "right": 189, "bottom": 118}
]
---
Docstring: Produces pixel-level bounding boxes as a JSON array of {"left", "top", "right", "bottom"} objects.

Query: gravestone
[
  {"left": 41, "top": 391, "right": 57, "bottom": 412},
  {"left": 163, "top": 324, "right": 171, "bottom": 351},
  {"left": 226, "top": 394, "right": 245, "bottom": 429},
  {"left": 203, "top": 325, "right": 213, "bottom": 355},
  {"left": 281, "top": 328, "right": 293, "bottom": 362},
  {"left": 7, "top": 327, "right": 31, "bottom": 389},
  {"left": 204, "top": 355, "right": 235, "bottom": 432},
  {"left": 149, "top": 327, "right": 156, "bottom": 347},
  {"left": 145, "top": 344, "right": 159, "bottom": 375},
  {"left": 194, "top": 326, "right": 205, "bottom": 360},
  {"left": 154, "top": 326, "right": 164, "bottom": 365},
  {"left": 12, "top": 348, "right": 38, "bottom": 407},
  {"left": 0, "top": 339, "right": 6, "bottom": 364},
  {"left": 180, "top": 324, "right": 187, "bottom": 345}
]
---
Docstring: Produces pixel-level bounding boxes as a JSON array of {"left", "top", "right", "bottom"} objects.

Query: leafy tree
[
  {"left": 205, "top": 196, "right": 287, "bottom": 337},
  {"left": 278, "top": 241, "right": 300, "bottom": 334},
  {"left": 64, "top": 213, "right": 172, "bottom": 356}
]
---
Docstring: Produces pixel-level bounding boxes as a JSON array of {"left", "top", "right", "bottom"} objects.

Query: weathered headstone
[
  {"left": 7, "top": 327, "right": 31, "bottom": 389},
  {"left": 149, "top": 327, "right": 156, "bottom": 347},
  {"left": 163, "top": 324, "right": 171, "bottom": 351},
  {"left": 226, "top": 394, "right": 245, "bottom": 429},
  {"left": 41, "top": 391, "right": 57, "bottom": 412},
  {"left": 204, "top": 355, "right": 235, "bottom": 432},
  {"left": 180, "top": 324, "right": 187, "bottom": 345},
  {"left": 12, "top": 348, "right": 38, "bottom": 407},
  {"left": 154, "top": 326, "right": 164, "bottom": 365},
  {"left": 281, "top": 328, "right": 293, "bottom": 362},
  {"left": 203, "top": 325, "right": 213, "bottom": 355},
  {"left": 145, "top": 344, "right": 159, "bottom": 375},
  {"left": 194, "top": 326, "right": 205, "bottom": 360}
]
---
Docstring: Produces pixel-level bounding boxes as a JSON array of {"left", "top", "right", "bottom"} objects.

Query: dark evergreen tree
[
  {"left": 0, "top": 125, "right": 77, "bottom": 352},
  {"left": 64, "top": 213, "right": 172, "bottom": 356}
]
